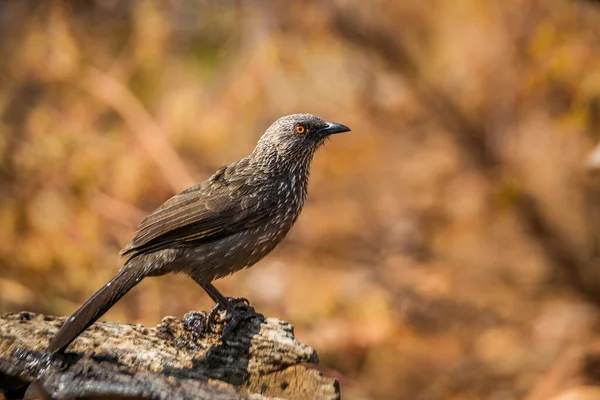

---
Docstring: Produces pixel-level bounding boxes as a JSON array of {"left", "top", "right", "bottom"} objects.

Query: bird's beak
[{"left": 318, "top": 122, "right": 351, "bottom": 137}]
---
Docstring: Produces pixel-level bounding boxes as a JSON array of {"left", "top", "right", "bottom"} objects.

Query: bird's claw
[
  {"left": 206, "top": 304, "right": 223, "bottom": 326},
  {"left": 222, "top": 300, "right": 256, "bottom": 339},
  {"left": 206, "top": 297, "right": 256, "bottom": 339}
]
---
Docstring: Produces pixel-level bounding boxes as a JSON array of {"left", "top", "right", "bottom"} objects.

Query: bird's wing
[{"left": 120, "top": 171, "right": 276, "bottom": 258}]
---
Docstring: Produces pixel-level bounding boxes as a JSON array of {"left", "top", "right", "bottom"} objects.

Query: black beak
[{"left": 318, "top": 122, "right": 351, "bottom": 137}]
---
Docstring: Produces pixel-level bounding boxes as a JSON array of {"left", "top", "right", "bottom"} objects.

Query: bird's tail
[{"left": 46, "top": 265, "right": 144, "bottom": 354}]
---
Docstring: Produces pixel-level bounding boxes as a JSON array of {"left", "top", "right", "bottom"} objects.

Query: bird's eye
[{"left": 295, "top": 125, "right": 305, "bottom": 134}]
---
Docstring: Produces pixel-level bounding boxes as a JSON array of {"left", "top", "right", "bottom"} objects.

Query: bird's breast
[
  {"left": 179, "top": 178, "right": 310, "bottom": 282},
  {"left": 242, "top": 173, "right": 308, "bottom": 259}
]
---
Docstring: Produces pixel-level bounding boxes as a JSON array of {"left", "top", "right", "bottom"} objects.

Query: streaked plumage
[{"left": 47, "top": 113, "right": 350, "bottom": 354}]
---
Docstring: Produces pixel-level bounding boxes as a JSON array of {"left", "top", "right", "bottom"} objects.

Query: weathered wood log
[{"left": 0, "top": 305, "right": 339, "bottom": 400}]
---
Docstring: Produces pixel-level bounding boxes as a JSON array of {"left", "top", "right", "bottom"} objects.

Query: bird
[{"left": 47, "top": 113, "right": 350, "bottom": 354}]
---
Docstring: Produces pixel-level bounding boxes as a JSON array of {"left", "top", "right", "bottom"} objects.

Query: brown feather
[
  {"left": 47, "top": 266, "right": 145, "bottom": 354},
  {"left": 121, "top": 160, "right": 277, "bottom": 259}
]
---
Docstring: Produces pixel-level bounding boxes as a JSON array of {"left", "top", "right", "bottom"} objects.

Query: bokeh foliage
[{"left": 2, "top": 1, "right": 600, "bottom": 399}]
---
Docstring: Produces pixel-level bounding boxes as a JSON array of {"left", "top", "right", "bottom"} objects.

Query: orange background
[{"left": 2, "top": 1, "right": 600, "bottom": 399}]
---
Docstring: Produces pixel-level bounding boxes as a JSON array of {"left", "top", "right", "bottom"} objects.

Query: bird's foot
[
  {"left": 206, "top": 304, "right": 223, "bottom": 327},
  {"left": 222, "top": 298, "right": 256, "bottom": 339},
  {"left": 206, "top": 297, "right": 256, "bottom": 338}
]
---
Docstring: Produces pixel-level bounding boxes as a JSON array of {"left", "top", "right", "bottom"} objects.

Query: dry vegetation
[{"left": 2, "top": 1, "right": 600, "bottom": 399}]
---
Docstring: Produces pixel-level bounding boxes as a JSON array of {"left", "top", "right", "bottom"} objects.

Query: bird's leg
[
  {"left": 201, "top": 282, "right": 234, "bottom": 311},
  {"left": 201, "top": 282, "right": 234, "bottom": 326},
  {"left": 195, "top": 280, "right": 254, "bottom": 337}
]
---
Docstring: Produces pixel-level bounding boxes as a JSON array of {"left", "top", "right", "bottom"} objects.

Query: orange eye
[{"left": 295, "top": 125, "right": 305, "bottom": 134}]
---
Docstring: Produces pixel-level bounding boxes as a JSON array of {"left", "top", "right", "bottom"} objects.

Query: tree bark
[{"left": 0, "top": 307, "right": 339, "bottom": 400}]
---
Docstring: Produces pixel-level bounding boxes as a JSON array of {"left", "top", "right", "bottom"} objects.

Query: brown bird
[{"left": 47, "top": 113, "right": 350, "bottom": 354}]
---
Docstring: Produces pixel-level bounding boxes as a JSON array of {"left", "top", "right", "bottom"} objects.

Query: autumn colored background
[{"left": 2, "top": 1, "right": 600, "bottom": 399}]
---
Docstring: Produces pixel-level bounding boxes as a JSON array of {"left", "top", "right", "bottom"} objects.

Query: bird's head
[{"left": 253, "top": 114, "right": 350, "bottom": 168}]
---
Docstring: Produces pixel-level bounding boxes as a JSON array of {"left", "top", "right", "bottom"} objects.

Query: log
[{"left": 0, "top": 305, "right": 339, "bottom": 400}]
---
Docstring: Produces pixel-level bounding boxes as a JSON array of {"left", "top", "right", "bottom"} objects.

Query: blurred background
[{"left": 2, "top": 1, "right": 600, "bottom": 399}]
